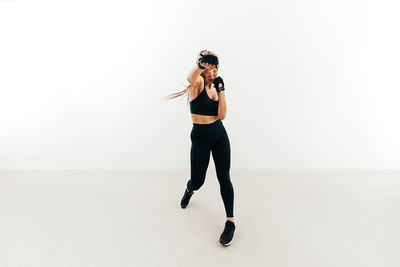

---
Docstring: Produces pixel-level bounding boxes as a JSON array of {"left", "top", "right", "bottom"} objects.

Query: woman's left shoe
[
  {"left": 180, "top": 188, "right": 194, "bottom": 209},
  {"left": 219, "top": 220, "right": 236, "bottom": 246}
]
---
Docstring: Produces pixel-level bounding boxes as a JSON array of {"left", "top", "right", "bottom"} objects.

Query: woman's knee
[
  {"left": 217, "top": 172, "right": 233, "bottom": 187},
  {"left": 216, "top": 170, "right": 230, "bottom": 180}
]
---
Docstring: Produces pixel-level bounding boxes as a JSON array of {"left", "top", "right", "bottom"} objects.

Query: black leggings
[{"left": 186, "top": 119, "right": 234, "bottom": 218}]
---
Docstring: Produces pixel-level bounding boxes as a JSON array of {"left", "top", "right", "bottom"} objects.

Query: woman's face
[{"left": 203, "top": 67, "right": 218, "bottom": 81}]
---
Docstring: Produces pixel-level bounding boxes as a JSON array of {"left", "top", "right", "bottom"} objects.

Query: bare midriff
[{"left": 191, "top": 113, "right": 219, "bottom": 124}]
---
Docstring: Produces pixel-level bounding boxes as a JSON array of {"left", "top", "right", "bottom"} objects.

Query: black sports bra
[{"left": 190, "top": 76, "right": 219, "bottom": 116}]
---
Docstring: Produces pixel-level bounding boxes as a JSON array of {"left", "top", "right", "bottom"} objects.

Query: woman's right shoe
[
  {"left": 219, "top": 220, "right": 236, "bottom": 246},
  {"left": 180, "top": 188, "right": 194, "bottom": 209}
]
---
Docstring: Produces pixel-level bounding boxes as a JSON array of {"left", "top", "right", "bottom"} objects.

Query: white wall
[{"left": 1, "top": 0, "right": 399, "bottom": 169}]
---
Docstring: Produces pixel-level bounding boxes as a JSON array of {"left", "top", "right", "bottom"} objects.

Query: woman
[{"left": 165, "top": 50, "right": 235, "bottom": 246}]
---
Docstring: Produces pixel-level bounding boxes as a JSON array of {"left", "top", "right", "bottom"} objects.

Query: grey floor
[{"left": 0, "top": 169, "right": 399, "bottom": 267}]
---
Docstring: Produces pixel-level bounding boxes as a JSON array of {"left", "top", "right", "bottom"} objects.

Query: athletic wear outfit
[
  {"left": 181, "top": 53, "right": 235, "bottom": 245},
  {"left": 184, "top": 76, "right": 234, "bottom": 219}
]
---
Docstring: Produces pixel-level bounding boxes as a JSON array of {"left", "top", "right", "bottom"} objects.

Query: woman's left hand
[{"left": 213, "top": 76, "right": 225, "bottom": 93}]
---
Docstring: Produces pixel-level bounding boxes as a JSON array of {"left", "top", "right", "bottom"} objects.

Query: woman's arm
[
  {"left": 218, "top": 91, "right": 227, "bottom": 120},
  {"left": 187, "top": 65, "right": 203, "bottom": 89}
]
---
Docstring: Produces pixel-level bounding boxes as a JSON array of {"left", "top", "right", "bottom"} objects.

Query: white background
[{"left": 1, "top": 0, "right": 399, "bottom": 169}]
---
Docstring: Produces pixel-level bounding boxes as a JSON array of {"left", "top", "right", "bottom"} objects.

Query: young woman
[{"left": 165, "top": 50, "right": 235, "bottom": 246}]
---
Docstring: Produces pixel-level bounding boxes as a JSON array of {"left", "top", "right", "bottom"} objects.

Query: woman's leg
[
  {"left": 211, "top": 126, "right": 234, "bottom": 219},
  {"left": 186, "top": 136, "right": 211, "bottom": 193}
]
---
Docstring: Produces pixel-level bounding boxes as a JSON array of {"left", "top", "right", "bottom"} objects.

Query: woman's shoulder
[{"left": 189, "top": 76, "right": 204, "bottom": 102}]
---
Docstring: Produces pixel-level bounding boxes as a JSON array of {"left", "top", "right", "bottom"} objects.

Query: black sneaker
[
  {"left": 219, "top": 220, "right": 236, "bottom": 246},
  {"left": 180, "top": 188, "right": 194, "bottom": 209}
]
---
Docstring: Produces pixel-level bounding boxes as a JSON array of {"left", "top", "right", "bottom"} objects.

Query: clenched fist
[{"left": 213, "top": 76, "right": 225, "bottom": 93}]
